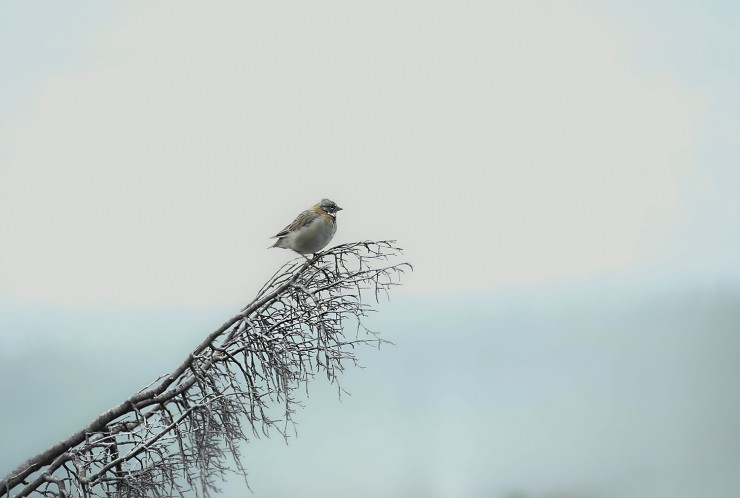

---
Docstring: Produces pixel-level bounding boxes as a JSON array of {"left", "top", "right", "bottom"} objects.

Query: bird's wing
[{"left": 272, "top": 209, "right": 319, "bottom": 238}]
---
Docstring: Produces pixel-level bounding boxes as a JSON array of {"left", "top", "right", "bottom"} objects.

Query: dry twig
[{"left": 1, "top": 240, "right": 409, "bottom": 498}]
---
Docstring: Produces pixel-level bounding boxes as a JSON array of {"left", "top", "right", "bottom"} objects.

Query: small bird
[{"left": 270, "top": 198, "right": 343, "bottom": 255}]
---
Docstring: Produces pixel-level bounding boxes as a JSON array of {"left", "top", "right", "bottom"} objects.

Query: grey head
[{"left": 319, "top": 198, "right": 343, "bottom": 215}]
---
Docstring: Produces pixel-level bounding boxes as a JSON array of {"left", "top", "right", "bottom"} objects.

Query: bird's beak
[{"left": 335, "top": 206, "right": 343, "bottom": 211}]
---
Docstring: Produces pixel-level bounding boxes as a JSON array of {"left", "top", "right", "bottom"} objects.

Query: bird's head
[{"left": 319, "top": 198, "right": 343, "bottom": 215}]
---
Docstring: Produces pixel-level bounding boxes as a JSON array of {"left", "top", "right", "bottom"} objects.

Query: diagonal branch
[{"left": 1, "top": 240, "right": 410, "bottom": 498}]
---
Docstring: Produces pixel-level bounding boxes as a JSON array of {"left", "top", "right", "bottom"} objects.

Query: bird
[{"left": 269, "top": 198, "right": 343, "bottom": 255}]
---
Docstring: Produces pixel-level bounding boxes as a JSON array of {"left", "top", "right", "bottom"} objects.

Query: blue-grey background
[{"left": 2, "top": 2, "right": 740, "bottom": 497}]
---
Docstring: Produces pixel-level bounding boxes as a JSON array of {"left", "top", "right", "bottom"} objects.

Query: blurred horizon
[{"left": 2, "top": 275, "right": 739, "bottom": 497}]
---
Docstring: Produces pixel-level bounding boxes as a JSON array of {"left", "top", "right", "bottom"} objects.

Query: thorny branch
[{"left": 1, "top": 240, "right": 410, "bottom": 498}]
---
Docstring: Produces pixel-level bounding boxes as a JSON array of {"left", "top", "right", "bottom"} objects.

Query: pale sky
[
  {"left": 1, "top": 0, "right": 728, "bottom": 307},
  {"left": 1, "top": 2, "right": 739, "bottom": 497}
]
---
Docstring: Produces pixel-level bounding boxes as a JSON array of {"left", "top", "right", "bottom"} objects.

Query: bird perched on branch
[{"left": 270, "top": 198, "right": 343, "bottom": 255}]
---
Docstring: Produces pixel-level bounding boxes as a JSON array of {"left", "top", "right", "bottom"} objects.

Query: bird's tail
[{"left": 268, "top": 237, "right": 287, "bottom": 249}]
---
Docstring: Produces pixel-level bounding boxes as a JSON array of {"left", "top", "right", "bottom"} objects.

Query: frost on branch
[{"left": 1, "top": 240, "right": 410, "bottom": 498}]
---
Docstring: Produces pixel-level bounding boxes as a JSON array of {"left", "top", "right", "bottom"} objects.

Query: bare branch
[{"left": 1, "top": 240, "right": 409, "bottom": 498}]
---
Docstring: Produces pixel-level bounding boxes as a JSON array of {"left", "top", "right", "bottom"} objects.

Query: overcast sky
[
  {"left": 2, "top": 0, "right": 738, "bottom": 307},
  {"left": 1, "top": 2, "right": 739, "bottom": 497}
]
